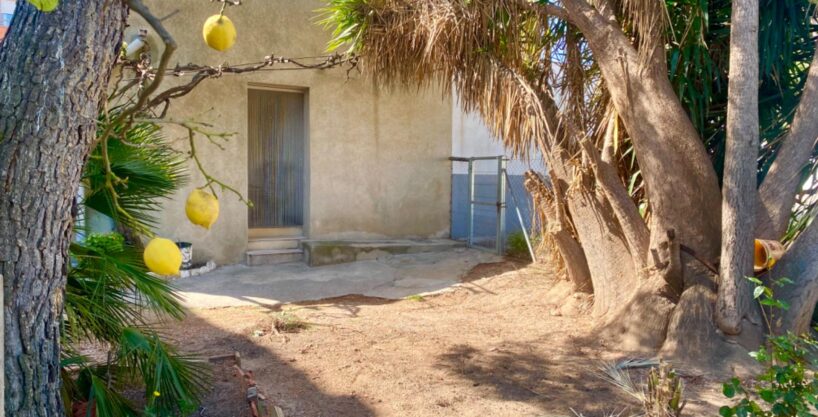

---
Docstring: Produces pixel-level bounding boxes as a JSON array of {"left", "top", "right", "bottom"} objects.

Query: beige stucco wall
[{"left": 131, "top": 1, "right": 453, "bottom": 264}]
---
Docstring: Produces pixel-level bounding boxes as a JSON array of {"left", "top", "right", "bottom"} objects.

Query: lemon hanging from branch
[
  {"left": 186, "top": 188, "right": 220, "bottom": 229},
  {"left": 202, "top": 12, "right": 237, "bottom": 52},
  {"left": 143, "top": 238, "right": 182, "bottom": 276},
  {"left": 27, "top": 0, "right": 59, "bottom": 12}
]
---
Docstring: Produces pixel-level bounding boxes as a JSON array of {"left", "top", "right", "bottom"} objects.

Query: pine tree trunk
[
  {"left": 0, "top": 2, "right": 127, "bottom": 415},
  {"left": 716, "top": 0, "right": 759, "bottom": 335}
]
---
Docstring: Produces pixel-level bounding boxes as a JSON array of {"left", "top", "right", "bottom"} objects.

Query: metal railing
[{"left": 450, "top": 156, "right": 535, "bottom": 260}]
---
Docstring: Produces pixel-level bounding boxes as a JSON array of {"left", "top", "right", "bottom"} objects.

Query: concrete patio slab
[{"left": 174, "top": 248, "right": 501, "bottom": 309}]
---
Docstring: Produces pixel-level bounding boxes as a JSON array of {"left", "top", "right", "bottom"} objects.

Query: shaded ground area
[
  {"left": 174, "top": 249, "right": 500, "bottom": 308},
  {"left": 168, "top": 260, "right": 727, "bottom": 417}
]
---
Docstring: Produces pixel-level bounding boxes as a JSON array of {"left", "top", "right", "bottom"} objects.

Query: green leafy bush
[{"left": 719, "top": 277, "right": 818, "bottom": 417}]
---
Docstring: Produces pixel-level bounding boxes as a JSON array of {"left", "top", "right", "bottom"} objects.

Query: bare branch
[
  {"left": 122, "top": 0, "right": 177, "bottom": 120},
  {"left": 540, "top": 4, "right": 570, "bottom": 21}
]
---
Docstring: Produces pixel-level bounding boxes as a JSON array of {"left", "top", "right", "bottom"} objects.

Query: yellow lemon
[
  {"left": 143, "top": 238, "right": 182, "bottom": 276},
  {"left": 27, "top": 0, "right": 59, "bottom": 12},
  {"left": 186, "top": 188, "right": 220, "bottom": 229},
  {"left": 202, "top": 14, "right": 237, "bottom": 52}
]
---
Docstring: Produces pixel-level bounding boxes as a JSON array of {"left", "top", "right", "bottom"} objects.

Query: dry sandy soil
[{"left": 167, "top": 261, "right": 729, "bottom": 417}]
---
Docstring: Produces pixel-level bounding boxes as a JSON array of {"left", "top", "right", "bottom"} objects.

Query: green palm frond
[
  {"left": 86, "top": 374, "right": 141, "bottom": 417},
  {"left": 84, "top": 114, "right": 187, "bottom": 235},
  {"left": 116, "top": 328, "right": 210, "bottom": 416},
  {"left": 64, "top": 235, "right": 208, "bottom": 417},
  {"left": 65, "top": 234, "right": 185, "bottom": 345},
  {"left": 667, "top": 0, "right": 817, "bottom": 183},
  {"left": 319, "top": 0, "right": 373, "bottom": 53},
  {"left": 65, "top": 103, "right": 202, "bottom": 416}
]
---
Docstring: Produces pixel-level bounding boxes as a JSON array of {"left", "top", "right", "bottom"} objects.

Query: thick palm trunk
[
  {"left": 560, "top": 170, "right": 637, "bottom": 316},
  {"left": 771, "top": 220, "right": 818, "bottom": 335},
  {"left": 560, "top": 0, "right": 723, "bottom": 260},
  {"left": 336, "top": 0, "right": 817, "bottom": 364},
  {"left": 524, "top": 171, "right": 594, "bottom": 293},
  {"left": 556, "top": 0, "right": 727, "bottom": 353},
  {"left": 716, "top": 0, "right": 760, "bottom": 335},
  {"left": 0, "top": 2, "right": 127, "bottom": 415}
]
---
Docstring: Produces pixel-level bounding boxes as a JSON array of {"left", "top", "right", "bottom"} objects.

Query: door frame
[{"left": 245, "top": 82, "right": 310, "bottom": 238}]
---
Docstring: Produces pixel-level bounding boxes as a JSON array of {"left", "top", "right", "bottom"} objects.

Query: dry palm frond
[
  {"left": 524, "top": 170, "right": 566, "bottom": 270},
  {"left": 570, "top": 409, "right": 628, "bottom": 417},
  {"left": 323, "top": 0, "right": 640, "bottom": 253},
  {"left": 324, "top": 0, "right": 621, "bottom": 178},
  {"left": 608, "top": 0, "right": 670, "bottom": 66},
  {"left": 596, "top": 359, "right": 686, "bottom": 417},
  {"left": 326, "top": 0, "right": 570, "bottom": 159},
  {"left": 597, "top": 358, "right": 662, "bottom": 397},
  {"left": 597, "top": 359, "right": 652, "bottom": 402}
]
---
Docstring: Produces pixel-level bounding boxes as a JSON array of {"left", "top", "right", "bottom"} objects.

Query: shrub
[
  {"left": 719, "top": 277, "right": 818, "bottom": 417},
  {"left": 506, "top": 231, "right": 534, "bottom": 259}
]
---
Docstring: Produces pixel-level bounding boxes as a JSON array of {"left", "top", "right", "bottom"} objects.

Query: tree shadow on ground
[
  {"left": 290, "top": 294, "right": 397, "bottom": 318},
  {"left": 460, "top": 260, "right": 525, "bottom": 282},
  {"left": 434, "top": 343, "right": 640, "bottom": 416},
  {"left": 167, "top": 310, "right": 376, "bottom": 417}
]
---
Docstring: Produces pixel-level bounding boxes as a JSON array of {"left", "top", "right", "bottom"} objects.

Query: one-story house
[{"left": 128, "top": 0, "right": 536, "bottom": 267}]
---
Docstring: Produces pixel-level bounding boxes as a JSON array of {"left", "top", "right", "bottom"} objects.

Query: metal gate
[{"left": 450, "top": 156, "right": 535, "bottom": 259}]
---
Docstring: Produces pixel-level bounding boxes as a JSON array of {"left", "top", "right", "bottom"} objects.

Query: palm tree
[
  {"left": 322, "top": 0, "right": 818, "bottom": 365},
  {"left": 61, "top": 115, "right": 208, "bottom": 417}
]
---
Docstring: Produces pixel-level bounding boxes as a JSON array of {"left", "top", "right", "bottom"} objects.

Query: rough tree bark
[
  {"left": 554, "top": 0, "right": 727, "bottom": 353},
  {"left": 524, "top": 171, "right": 594, "bottom": 293},
  {"left": 771, "top": 219, "right": 818, "bottom": 335},
  {"left": 559, "top": 0, "right": 723, "bottom": 260},
  {"left": 716, "top": 0, "right": 760, "bottom": 336},
  {"left": 0, "top": 1, "right": 127, "bottom": 415}
]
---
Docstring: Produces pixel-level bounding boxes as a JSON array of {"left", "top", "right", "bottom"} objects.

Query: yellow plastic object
[
  {"left": 143, "top": 238, "right": 182, "bottom": 276},
  {"left": 202, "top": 14, "right": 237, "bottom": 52},
  {"left": 754, "top": 239, "right": 785, "bottom": 272},
  {"left": 185, "top": 189, "right": 220, "bottom": 229}
]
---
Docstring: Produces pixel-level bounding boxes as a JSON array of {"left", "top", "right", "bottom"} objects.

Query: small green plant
[
  {"left": 506, "top": 231, "right": 533, "bottom": 260},
  {"left": 274, "top": 312, "right": 310, "bottom": 333},
  {"left": 719, "top": 276, "right": 818, "bottom": 417},
  {"left": 405, "top": 294, "right": 426, "bottom": 302}
]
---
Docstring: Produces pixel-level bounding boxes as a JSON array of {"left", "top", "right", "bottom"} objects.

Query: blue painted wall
[{"left": 450, "top": 174, "right": 533, "bottom": 245}]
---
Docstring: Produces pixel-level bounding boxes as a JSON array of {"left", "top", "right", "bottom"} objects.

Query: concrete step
[
  {"left": 248, "top": 227, "right": 303, "bottom": 239},
  {"left": 247, "top": 236, "right": 303, "bottom": 251},
  {"left": 303, "top": 239, "right": 467, "bottom": 267},
  {"left": 246, "top": 249, "right": 304, "bottom": 266}
]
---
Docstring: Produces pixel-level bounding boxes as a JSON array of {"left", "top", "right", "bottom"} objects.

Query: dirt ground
[{"left": 168, "top": 260, "right": 728, "bottom": 417}]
